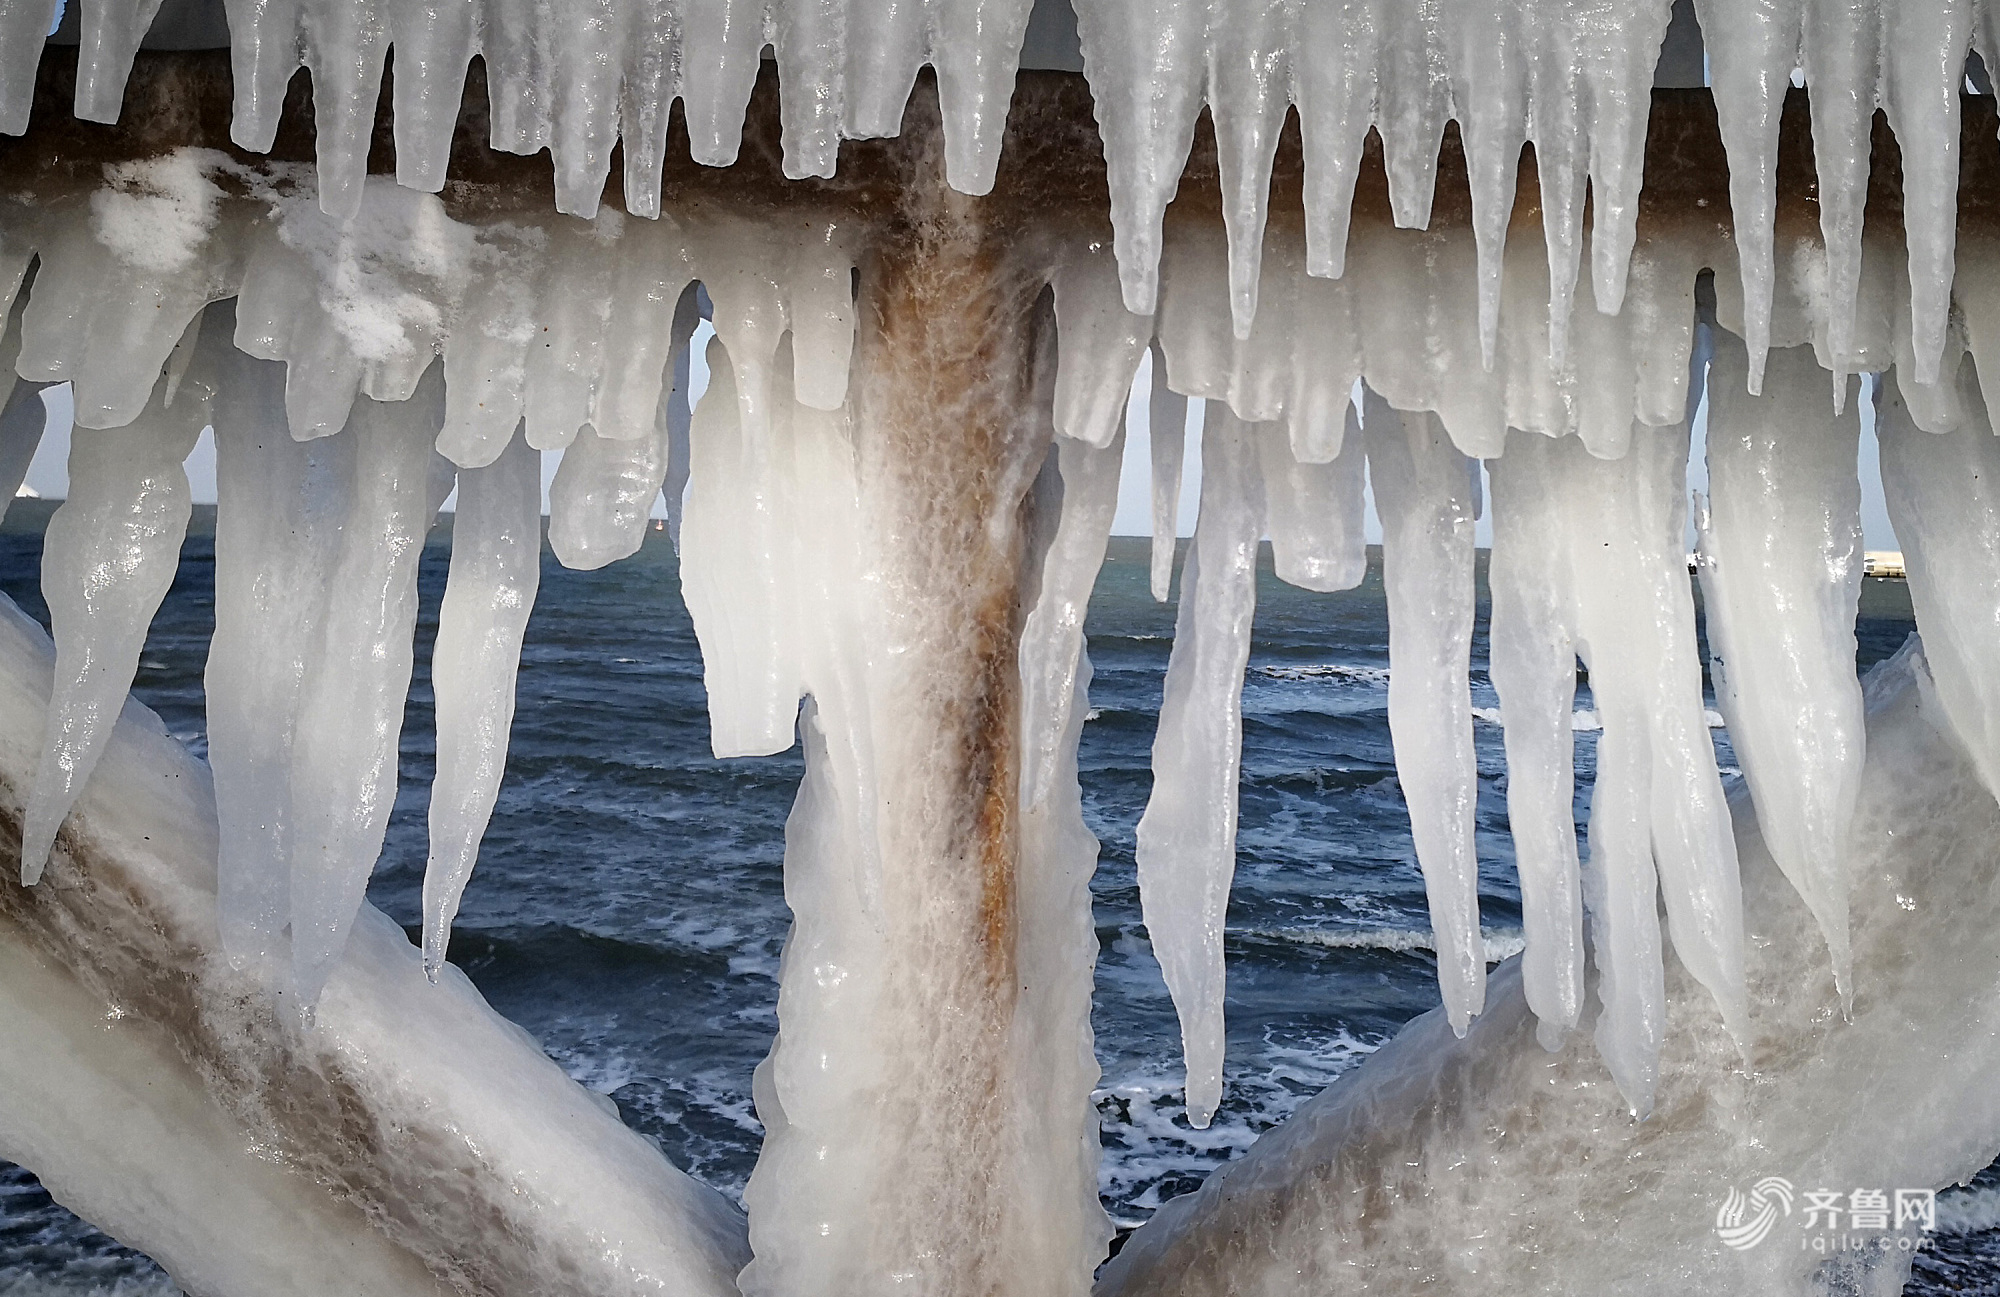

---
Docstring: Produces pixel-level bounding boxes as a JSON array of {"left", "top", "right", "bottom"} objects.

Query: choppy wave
[
  {"left": 1095, "top": 1026, "right": 1383, "bottom": 1228},
  {"left": 1252, "top": 664, "right": 1390, "bottom": 685},
  {"left": 0, "top": 1280, "right": 179, "bottom": 1297},
  {"left": 0, "top": 1168, "right": 171, "bottom": 1297},
  {"left": 1242, "top": 926, "right": 1528, "bottom": 964},
  {"left": 1470, "top": 707, "right": 1727, "bottom": 733},
  {"left": 1938, "top": 1184, "right": 2000, "bottom": 1236}
]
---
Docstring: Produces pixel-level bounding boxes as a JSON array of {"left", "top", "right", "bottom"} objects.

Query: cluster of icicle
[
  {"left": 10, "top": 149, "right": 2000, "bottom": 1131},
  {"left": 0, "top": 0, "right": 1040, "bottom": 213},
  {"left": 6, "top": 0, "right": 1999, "bottom": 383},
  {"left": 0, "top": 148, "right": 857, "bottom": 1011}
]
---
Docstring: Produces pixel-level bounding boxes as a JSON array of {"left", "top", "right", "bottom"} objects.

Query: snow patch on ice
[
  {"left": 271, "top": 178, "right": 475, "bottom": 366},
  {"left": 90, "top": 150, "right": 230, "bottom": 275}
]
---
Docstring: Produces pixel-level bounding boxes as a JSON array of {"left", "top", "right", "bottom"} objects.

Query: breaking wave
[{"left": 1241, "top": 926, "right": 1528, "bottom": 964}]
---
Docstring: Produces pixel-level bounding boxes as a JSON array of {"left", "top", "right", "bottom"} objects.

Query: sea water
[{"left": 0, "top": 503, "right": 1991, "bottom": 1294}]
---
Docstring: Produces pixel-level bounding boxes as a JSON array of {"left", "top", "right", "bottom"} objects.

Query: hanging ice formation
[
  {"left": 1695, "top": 329, "right": 1866, "bottom": 1002},
  {"left": 4, "top": 0, "right": 2000, "bottom": 1293}
]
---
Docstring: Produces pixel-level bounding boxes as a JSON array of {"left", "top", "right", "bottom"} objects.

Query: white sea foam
[
  {"left": 1937, "top": 1184, "right": 2000, "bottom": 1236},
  {"left": 1252, "top": 664, "right": 1391, "bottom": 685},
  {"left": 1476, "top": 707, "right": 1725, "bottom": 733},
  {"left": 1243, "top": 926, "right": 1528, "bottom": 964},
  {"left": 0, "top": 1277, "right": 181, "bottom": 1297},
  {"left": 1095, "top": 1025, "right": 1383, "bottom": 1227}
]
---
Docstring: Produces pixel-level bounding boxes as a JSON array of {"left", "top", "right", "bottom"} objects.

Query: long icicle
[
  {"left": 1695, "top": 334, "right": 1864, "bottom": 1000},
  {"left": 1011, "top": 428, "right": 1124, "bottom": 1277},
  {"left": 1135, "top": 403, "right": 1262, "bottom": 1130},
  {"left": 1022, "top": 427, "right": 1126, "bottom": 810},
  {"left": 1486, "top": 430, "right": 1586, "bottom": 1050},
  {"left": 1876, "top": 361, "right": 2000, "bottom": 801},
  {"left": 288, "top": 365, "right": 446, "bottom": 1012},
  {"left": 205, "top": 304, "right": 357, "bottom": 973},
  {"left": 1360, "top": 386, "right": 1484, "bottom": 1035},
  {"left": 423, "top": 426, "right": 544, "bottom": 980},
  {"left": 22, "top": 326, "right": 211, "bottom": 884},
  {"left": 1691, "top": 0, "right": 1795, "bottom": 393},
  {"left": 1573, "top": 418, "right": 1745, "bottom": 1114}
]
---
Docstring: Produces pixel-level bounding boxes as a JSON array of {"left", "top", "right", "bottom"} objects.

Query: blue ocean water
[{"left": 0, "top": 502, "right": 1990, "bottom": 1293}]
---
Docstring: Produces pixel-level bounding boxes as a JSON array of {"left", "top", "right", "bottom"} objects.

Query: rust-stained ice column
[{"left": 736, "top": 89, "right": 1109, "bottom": 1297}]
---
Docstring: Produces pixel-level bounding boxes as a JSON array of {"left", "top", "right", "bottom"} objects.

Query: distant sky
[{"left": 19, "top": 329, "right": 1902, "bottom": 551}]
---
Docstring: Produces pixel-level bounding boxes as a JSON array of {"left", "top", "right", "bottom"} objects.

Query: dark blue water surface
[{"left": 0, "top": 500, "right": 1989, "bottom": 1294}]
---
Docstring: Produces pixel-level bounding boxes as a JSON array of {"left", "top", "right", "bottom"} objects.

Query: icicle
[
  {"left": 1135, "top": 404, "right": 1262, "bottom": 1130},
  {"left": 387, "top": 1, "right": 477, "bottom": 193},
  {"left": 1359, "top": 387, "right": 1483, "bottom": 1035},
  {"left": 298, "top": 5, "right": 392, "bottom": 219},
  {"left": 1879, "top": 1, "right": 1973, "bottom": 389},
  {"left": 1208, "top": 2, "right": 1291, "bottom": 338},
  {"left": 439, "top": 225, "right": 551, "bottom": 468},
  {"left": 1148, "top": 352, "right": 1188, "bottom": 601},
  {"left": 786, "top": 233, "right": 856, "bottom": 412},
  {"left": 1593, "top": 421, "right": 1746, "bottom": 1108},
  {"left": 1294, "top": 2, "right": 1375, "bottom": 279},
  {"left": 1003, "top": 427, "right": 1124, "bottom": 1285},
  {"left": 1021, "top": 429, "right": 1124, "bottom": 809},
  {"left": 1580, "top": 654, "right": 1670, "bottom": 1117},
  {"left": 547, "top": 412, "right": 670, "bottom": 571},
  {"left": 1694, "top": 334, "right": 1863, "bottom": 1000},
  {"left": 1257, "top": 402, "right": 1364, "bottom": 593},
  {"left": 521, "top": 214, "right": 623, "bottom": 452},
  {"left": 203, "top": 309, "right": 355, "bottom": 977},
  {"left": 1052, "top": 247, "right": 1152, "bottom": 448},
  {"left": 288, "top": 365, "right": 446, "bottom": 1012},
  {"left": 587, "top": 224, "right": 695, "bottom": 443},
  {"left": 1071, "top": 0, "right": 1208, "bottom": 315},
  {"left": 423, "top": 429, "right": 543, "bottom": 980},
  {"left": 1800, "top": 3, "right": 1879, "bottom": 370},
  {"left": 678, "top": 335, "right": 801, "bottom": 758},
  {"left": 1490, "top": 417, "right": 1745, "bottom": 1117},
  {"left": 929, "top": 0, "right": 1039, "bottom": 195},
  {"left": 22, "top": 333, "right": 213, "bottom": 884},
  {"left": 1283, "top": 277, "right": 1364, "bottom": 461},
  {"left": 1693, "top": 0, "right": 1798, "bottom": 393},
  {"left": 0, "top": 0, "right": 57, "bottom": 135},
  {"left": 1876, "top": 361, "right": 2000, "bottom": 801},
  {"left": 1576, "top": 1, "right": 1677, "bottom": 318},
  {"left": 13, "top": 154, "right": 235, "bottom": 430},
  {"left": 224, "top": 0, "right": 301, "bottom": 154},
  {"left": 1373, "top": 1, "right": 1449, "bottom": 231},
  {"left": 1443, "top": 6, "right": 1529, "bottom": 370},
  {"left": 73, "top": 0, "right": 168, "bottom": 123},
  {"left": 1485, "top": 431, "right": 1586, "bottom": 1051}
]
